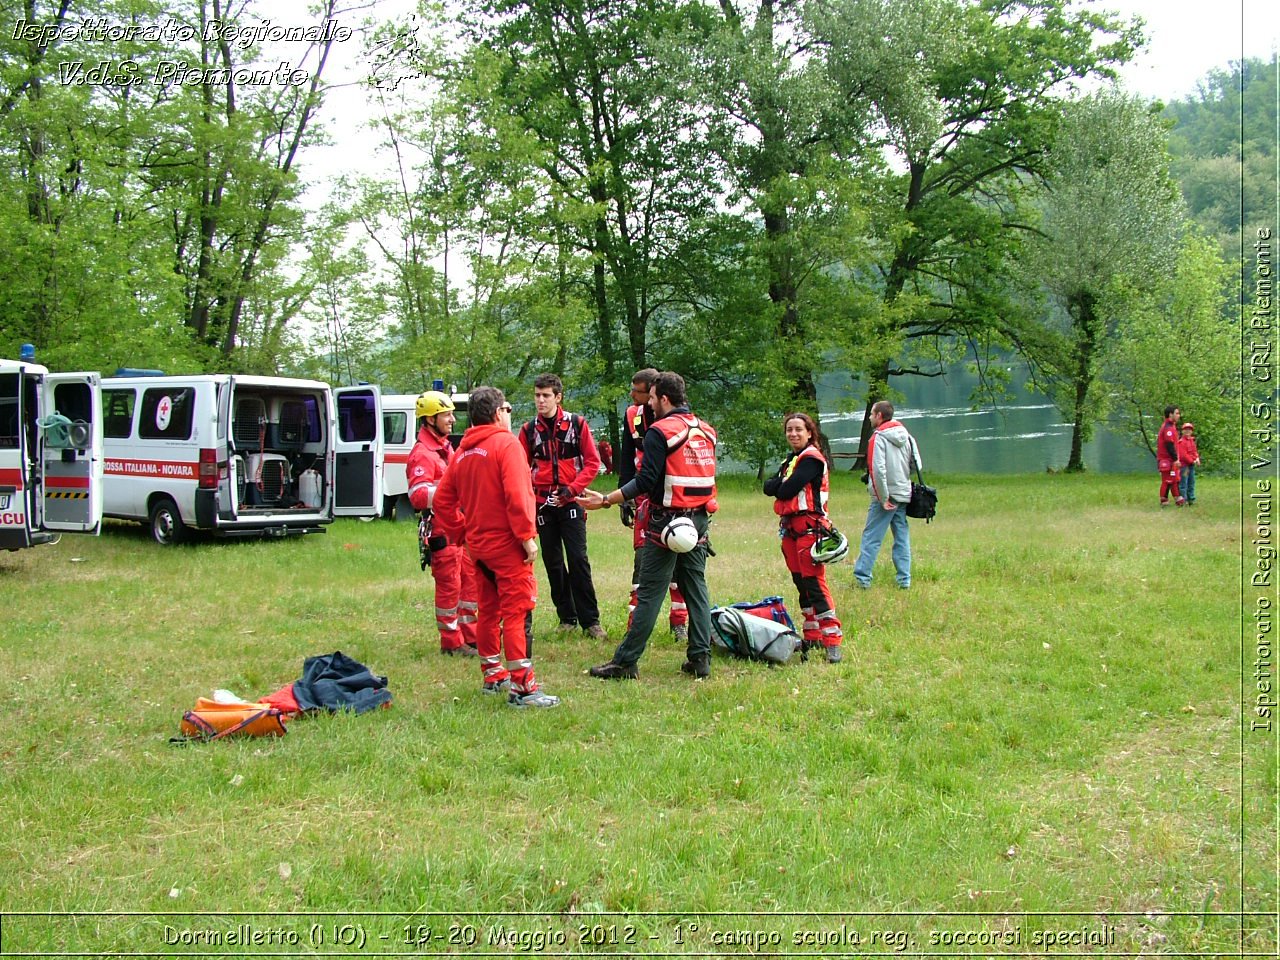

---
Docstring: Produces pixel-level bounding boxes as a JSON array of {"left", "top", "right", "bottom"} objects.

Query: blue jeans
[
  {"left": 854, "top": 501, "right": 911, "bottom": 588},
  {"left": 1180, "top": 465, "right": 1196, "bottom": 503}
]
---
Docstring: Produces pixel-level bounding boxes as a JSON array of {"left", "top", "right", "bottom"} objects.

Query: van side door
[
  {"left": 333, "top": 385, "right": 383, "bottom": 516},
  {"left": 39, "top": 373, "right": 103, "bottom": 534}
]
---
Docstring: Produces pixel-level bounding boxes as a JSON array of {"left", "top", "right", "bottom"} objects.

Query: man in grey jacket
[{"left": 854, "top": 400, "right": 921, "bottom": 590}]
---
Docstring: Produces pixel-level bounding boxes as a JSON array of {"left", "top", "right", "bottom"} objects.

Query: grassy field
[{"left": 0, "top": 472, "right": 1270, "bottom": 956}]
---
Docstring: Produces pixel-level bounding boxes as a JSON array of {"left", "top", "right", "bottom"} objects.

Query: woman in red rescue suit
[
  {"left": 763, "top": 412, "right": 844, "bottom": 663},
  {"left": 406, "top": 391, "right": 478, "bottom": 656}
]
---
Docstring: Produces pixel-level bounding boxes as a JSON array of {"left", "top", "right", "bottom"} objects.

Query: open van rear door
[
  {"left": 333, "top": 385, "right": 382, "bottom": 516},
  {"left": 38, "top": 373, "right": 103, "bottom": 534},
  {"left": 0, "top": 364, "right": 34, "bottom": 549}
]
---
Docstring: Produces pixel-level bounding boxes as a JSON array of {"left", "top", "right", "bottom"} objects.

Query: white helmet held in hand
[
  {"left": 660, "top": 516, "right": 699, "bottom": 553},
  {"left": 810, "top": 526, "right": 849, "bottom": 565}
]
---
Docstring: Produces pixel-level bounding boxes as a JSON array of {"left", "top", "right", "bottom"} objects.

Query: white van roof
[
  {"left": 383, "top": 391, "right": 470, "bottom": 409},
  {"left": 0, "top": 358, "right": 50, "bottom": 376},
  {"left": 101, "top": 373, "right": 332, "bottom": 391}
]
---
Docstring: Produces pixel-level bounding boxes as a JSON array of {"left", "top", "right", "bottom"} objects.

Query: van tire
[
  {"left": 389, "top": 494, "right": 415, "bottom": 522},
  {"left": 149, "top": 497, "right": 187, "bottom": 545}
]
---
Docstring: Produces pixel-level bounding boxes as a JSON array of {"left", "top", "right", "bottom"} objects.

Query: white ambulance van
[
  {"left": 379, "top": 390, "right": 468, "bottom": 520},
  {"left": 0, "top": 358, "right": 104, "bottom": 551},
  {"left": 99, "top": 373, "right": 382, "bottom": 544}
]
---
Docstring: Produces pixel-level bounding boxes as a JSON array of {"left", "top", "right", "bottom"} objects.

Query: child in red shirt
[{"left": 1176, "top": 423, "right": 1201, "bottom": 505}]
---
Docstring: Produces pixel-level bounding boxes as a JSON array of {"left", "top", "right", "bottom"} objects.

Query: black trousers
[{"left": 537, "top": 501, "right": 601, "bottom": 627}]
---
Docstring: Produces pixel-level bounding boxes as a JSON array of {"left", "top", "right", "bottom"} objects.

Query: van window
[
  {"left": 300, "top": 396, "right": 322, "bottom": 443},
  {"left": 0, "top": 374, "right": 17, "bottom": 449},
  {"left": 52, "top": 381, "right": 92, "bottom": 424},
  {"left": 338, "top": 393, "right": 377, "bottom": 442},
  {"left": 384, "top": 411, "right": 408, "bottom": 445},
  {"left": 102, "top": 389, "right": 135, "bottom": 438},
  {"left": 138, "top": 388, "right": 195, "bottom": 440}
]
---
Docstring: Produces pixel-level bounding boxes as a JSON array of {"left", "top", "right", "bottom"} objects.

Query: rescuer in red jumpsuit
[
  {"left": 406, "top": 391, "right": 478, "bottom": 656},
  {"left": 434, "top": 387, "right": 560, "bottom": 708}
]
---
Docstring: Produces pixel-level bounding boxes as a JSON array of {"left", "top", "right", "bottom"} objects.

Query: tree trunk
[
  {"left": 1065, "top": 293, "right": 1098, "bottom": 473},
  {"left": 856, "top": 359, "right": 891, "bottom": 470}
]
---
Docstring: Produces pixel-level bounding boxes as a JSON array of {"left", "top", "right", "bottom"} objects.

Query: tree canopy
[{"left": 0, "top": 0, "right": 1248, "bottom": 472}]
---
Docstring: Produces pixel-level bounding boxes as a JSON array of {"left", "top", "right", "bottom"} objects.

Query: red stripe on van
[
  {"left": 44, "top": 476, "right": 91, "bottom": 489},
  {"left": 0, "top": 467, "right": 22, "bottom": 487},
  {"left": 384, "top": 452, "right": 411, "bottom": 464}
]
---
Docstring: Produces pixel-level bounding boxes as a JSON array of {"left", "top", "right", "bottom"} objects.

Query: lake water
[{"left": 815, "top": 366, "right": 1151, "bottom": 475}]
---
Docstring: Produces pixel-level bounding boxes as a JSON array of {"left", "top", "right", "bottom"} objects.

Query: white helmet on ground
[
  {"left": 810, "top": 526, "right": 848, "bottom": 564},
  {"left": 660, "top": 516, "right": 699, "bottom": 553}
]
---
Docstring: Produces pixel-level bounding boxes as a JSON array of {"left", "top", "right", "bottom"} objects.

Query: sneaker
[
  {"left": 588, "top": 661, "right": 638, "bottom": 680},
  {"left": 680, "top": 655, "right": 710, "bottom": 678},
  {"left": 442, "top": 644, "right": 479, "bottom": 657},
  {"left": 585, "top": 623, "right": 608, "bottom": 641},
  {"left": 508, "top": 688, "right": 561, "bottom": 708},
  {"left": 855, "top": 580, "right": 871, "bottom": 590},
  {"left": 1175, "top": 498, "right": 1187, "bottom": 506},
  {"left": 825, "top": 646, "right": 843, "bottom": 664},
  {"left": 672, "top": 623, "right": 689, "bottom": 642},
  {"left": 481, "top": 677, "right": 511, "bottom": 695},
  {"left": 555, "top": 622, "right": 578, "bottom": 635}
]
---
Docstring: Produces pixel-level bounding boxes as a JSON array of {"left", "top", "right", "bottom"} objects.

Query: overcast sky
[{"left": 1111, "top": 0, "right": 1275, "bottom": 99}]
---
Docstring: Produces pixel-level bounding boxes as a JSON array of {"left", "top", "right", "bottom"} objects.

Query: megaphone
[{"left": 67, "top": 421, "right": 91, "bottom": 448}]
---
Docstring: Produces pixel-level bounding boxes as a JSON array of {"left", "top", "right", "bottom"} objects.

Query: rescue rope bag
[
  {"left": 710, "top": 606, "right": 800, "bottom": 665},
  {"left": 175, "top": 698, "right": 288, "bottom": 743}
]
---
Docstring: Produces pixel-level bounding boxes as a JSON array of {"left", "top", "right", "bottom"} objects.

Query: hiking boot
[
  {"left": 672, "top": 623, "right": 689, "bottom": 642},
  {"left": 585, "top": 623, "right": 608, "bottom": 641},
  {"left": 556, "top": 622, "right": 578, "bottom": 635},
  {"left": 680, "top": 655, "right": 710, "bottom": 678},
  {"left": 825, "top": 646, "right": 843, "bottom": 664},
  {"left": 481, "top": 677, "right": 511, "bottom": 695},
  {"left": 507, "top": 688, "right": 561, "bottom": 708},
  {"left": 442, "top": 644, "right": 479, "bottom": 657},
  {"left": 588, "top": 661, "right": 638, "bottom": 680}
]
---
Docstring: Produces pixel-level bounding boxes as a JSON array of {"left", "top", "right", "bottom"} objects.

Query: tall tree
[
  {"left": 0, "top": 0, "right": 342, "bottom": 369},
  {"left": 456, "top": 0, "right": 716, "bottom": 424},
  {"left": 162, "top": 0, "right": 341, "bottom": 358},
  {"left": 1105, "top": 233, "right": 1240, "bottom": 472},
  {"left": 683, "top": 0, "right": 876, "bottom": 412},
  {"left": 810, "top": 0, "right": 1141, "bottom": 461},
  {"left": 1020, "top": 90, "right": 1185, "bottom": 471}
]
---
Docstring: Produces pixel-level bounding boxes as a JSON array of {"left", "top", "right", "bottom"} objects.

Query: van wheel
[{"left": 149, "top": 498, "right": 187, "bottom": 545}]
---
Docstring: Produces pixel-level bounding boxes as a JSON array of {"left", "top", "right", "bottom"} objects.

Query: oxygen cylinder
[{"left": 298, "top": 468, "right": 322, "bottom": 509}]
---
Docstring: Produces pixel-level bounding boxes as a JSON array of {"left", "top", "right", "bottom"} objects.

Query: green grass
[{"left": 0, "top": 472, "right": 1270, "bottom": 955}]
